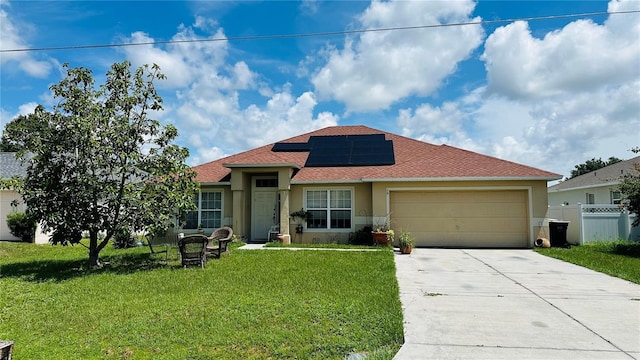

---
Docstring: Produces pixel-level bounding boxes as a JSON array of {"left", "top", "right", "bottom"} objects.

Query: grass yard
[
  {"left": 535, "top": 241, "right": 640, "bottom": 285},
  {"left": 0, "top": 242, "right": 403, "bottom": 359}
]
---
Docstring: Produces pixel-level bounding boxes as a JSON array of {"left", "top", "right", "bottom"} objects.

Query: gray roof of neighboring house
[
  {"left": 0, "top": 152, "right": 28, "bottom": 179},
  {"left": 548, "top": 156, "right": 640, "bottom": 192}
]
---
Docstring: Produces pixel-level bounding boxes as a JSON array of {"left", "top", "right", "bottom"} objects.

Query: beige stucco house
[
  {"left": 189, "top": 126, "right": 561, "bottom": 248},
  {"left": 548, "top": 156, "right": 640, "bottom": 206}
]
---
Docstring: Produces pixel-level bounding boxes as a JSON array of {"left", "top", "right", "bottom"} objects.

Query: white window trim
[
  {"left": 302, "top": 187, "right": 354, "bottom": 232},
  {"left": 185, "top": 190, "right": 224, "bottom": 230},
  {"left": 610, "top": 190, "right": 622, "bottom": 205}
]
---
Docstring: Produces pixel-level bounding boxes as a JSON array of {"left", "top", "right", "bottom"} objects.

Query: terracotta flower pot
[
  {"left": 372, "top": 231, "right": 391, "bottom": 245},
  {"left": 399, "top": 244, "right": 413, "bottom": 254}
]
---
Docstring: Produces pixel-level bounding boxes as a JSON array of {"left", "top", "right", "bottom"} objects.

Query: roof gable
[{"left": 193, "top": 125, "right": 561, "bottom": 183}]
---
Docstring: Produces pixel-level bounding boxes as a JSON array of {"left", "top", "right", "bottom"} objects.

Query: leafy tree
[
  {"left": 619, "top": 148, "right": 640, "bottom": 226},
  {"left": 3, "top": 61, "right": 198, "bottom": 266},
  {"left": 0, "top": 133, "right": 23, "bottom": 152},
  {"left": 569, "top": 157, "right": 623, "bottom": 179}
]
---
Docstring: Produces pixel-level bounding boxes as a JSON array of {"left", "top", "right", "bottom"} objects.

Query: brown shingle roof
[{"left": 193, "top": 125, "right": 561, "bottom": 183}]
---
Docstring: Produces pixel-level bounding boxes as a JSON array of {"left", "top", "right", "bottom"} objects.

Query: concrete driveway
[{"left": 393, "top": 249, "right": 640, "bottom": 359}]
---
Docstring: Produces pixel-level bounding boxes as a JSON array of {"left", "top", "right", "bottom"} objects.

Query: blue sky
[{"left": 1, "top": 0, "right": 639, "bottom": 182}]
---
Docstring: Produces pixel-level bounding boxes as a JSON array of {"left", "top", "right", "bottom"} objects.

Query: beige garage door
[{"left": 390, "top": 190, "right": 529, "bottom": 248}]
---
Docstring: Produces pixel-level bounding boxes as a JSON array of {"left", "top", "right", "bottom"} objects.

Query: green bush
[
  {"left": 349, "top": 226, "right": 374, "bottom": 246},
  {"left": 6, "top": 212, "right": 37, "bottom": 242},
  {"left": 112, "top": 227, "right": 136, "bottom": 249}
]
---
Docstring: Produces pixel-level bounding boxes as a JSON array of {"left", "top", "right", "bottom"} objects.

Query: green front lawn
[
  {"left": 535, "top": 241, "right": 640, "bottom": 284},
  {"left": 0, "top": 242, "right": 403, "bottom": 359}
]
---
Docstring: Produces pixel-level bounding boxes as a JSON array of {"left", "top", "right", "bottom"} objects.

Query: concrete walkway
[{"left": 393, "top": 248, "right": 640, "bottom": 359}]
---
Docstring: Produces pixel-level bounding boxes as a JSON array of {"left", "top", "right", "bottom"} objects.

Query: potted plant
[
  {"left": 290, "top": 208, "right": 311, "bottom": 234},
  {"left": 398, "top": 231, "right": 414, "bottom": 254},
  {"left": 372, "top": 215, "right": 394, "bottom": 245}
]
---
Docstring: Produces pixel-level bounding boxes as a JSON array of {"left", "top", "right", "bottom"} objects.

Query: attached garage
[{"left": 389, "top": 189, "right": 529, "bottom": 248}]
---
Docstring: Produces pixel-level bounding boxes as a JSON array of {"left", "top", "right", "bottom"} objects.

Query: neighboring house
[
  {"left": 548, "top": 156, "right": 640, "bottom": 206},
  {"left": 0, "top": 152, "right": 28, "bottom": 241},
  {"left": 190, "top": 126, "right": 561, "bottom": 248}
]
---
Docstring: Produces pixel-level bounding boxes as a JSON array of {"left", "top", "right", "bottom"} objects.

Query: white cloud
[
  {"left": 482, "top": 0, "right": 640, "bottom": 99},
  {"left": 0, "top": 1, "right": 52, "bottom": 78},
  {"left": 310, "top": 0, "right": 484, "bottom": 112},
  {"left": 120, "top": 17, "right": 339, "bottom": 165},
  {"left": 396, "top": 0, "right": 639, "bottom": 178}
]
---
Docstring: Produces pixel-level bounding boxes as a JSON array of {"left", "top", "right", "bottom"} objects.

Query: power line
[{"left": 1, "top": 9, "right": 638, "bottom": 53}]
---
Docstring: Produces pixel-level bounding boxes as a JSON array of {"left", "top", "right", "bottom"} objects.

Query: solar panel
[
  {"left": 272, "top": 134, "right": 395, "bottom": 167},
  {"left": 305, "top": 134, "right": 395, "bottom": 167},
  {"left": 271, "top": 142, "right": 311, "bottom": 152}
]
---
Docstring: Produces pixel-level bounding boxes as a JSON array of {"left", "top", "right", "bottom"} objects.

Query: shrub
[
  {"left": 349, "top": 226, "right": 373, "bottom": 245},
  {"left": 6, "top": 212, "right": 37, "bottom": 242},
  {"left": 112, "top": 227, "right": 136, "bottom": 249}
]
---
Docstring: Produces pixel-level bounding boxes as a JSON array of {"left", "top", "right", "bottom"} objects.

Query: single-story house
[
  {"left": 190, "top": 125, "right": 561, "bottom": 248},
  {"left": 548, "top": 156, "right": 640, "bottom": 206}
]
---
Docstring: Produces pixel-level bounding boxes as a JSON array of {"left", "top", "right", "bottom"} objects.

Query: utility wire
[{"left": 1, "top": 9, "right": 638, "bottom": 53}]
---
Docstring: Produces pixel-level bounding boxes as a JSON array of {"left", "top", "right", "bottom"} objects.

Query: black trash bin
[{"left": 549, "top": 220, "right": 570, "bottom": 247}]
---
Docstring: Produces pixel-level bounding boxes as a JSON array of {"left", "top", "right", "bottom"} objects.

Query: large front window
[
  {"left": 184, "top": 191, "right": 222, "bottom": 229},
  {"left": 305, "top": 189, "right": 352, "bottom": 229}
]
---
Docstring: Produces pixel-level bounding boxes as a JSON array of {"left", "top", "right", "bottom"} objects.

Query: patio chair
[
  {"left": 178, "top": 235, "right": 209, "bottom": 268},
  {"left": 206, "top": 226, "right": 233, "bottom": 259}
]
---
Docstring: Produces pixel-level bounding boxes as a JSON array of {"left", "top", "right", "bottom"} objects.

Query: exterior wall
[
  {"left": 0, "top": 190, "right": 48, "bottom": 244},
  {"left": 198, "top": 175, "right": 552, "bottom": 247},
  {"left": 0, "top": 190, "right": 24, "bottom": 241},
  {"left": 288, "top": 182, "right": 372, "bottom": 244},
  {"left": 548, "top": 184, "right": 619, "bottom": 206}
]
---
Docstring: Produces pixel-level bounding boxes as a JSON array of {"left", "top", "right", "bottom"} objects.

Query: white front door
[{"left": 252, "top": 177, "right": 279, "bottom": 241}]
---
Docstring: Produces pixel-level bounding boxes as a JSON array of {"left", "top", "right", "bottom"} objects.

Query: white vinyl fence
[{"left": 548, "top": 204, "right": 639, "bottom": 244}]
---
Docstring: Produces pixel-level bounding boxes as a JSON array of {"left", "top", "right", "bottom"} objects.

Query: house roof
[
  {"left": 0, "top": 152, "right": 28, "bottom": 179},
  {"left": 193, "top": 125, "right": 561, "bottom": 184},
  {"left": 548, "top": 156, "right": 640, "bottom": 192}
]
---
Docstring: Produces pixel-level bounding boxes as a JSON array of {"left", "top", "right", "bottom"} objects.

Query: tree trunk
[{"left": 88, "top": 231, "right": 102, "bottom": 267}]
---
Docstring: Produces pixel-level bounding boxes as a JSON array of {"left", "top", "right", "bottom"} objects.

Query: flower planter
[
  {"left": 372, "top": 231, "right": 391, "bottom": 245},
  {"left": 399, "top": 244, "right": 413, "bottom": 254}
]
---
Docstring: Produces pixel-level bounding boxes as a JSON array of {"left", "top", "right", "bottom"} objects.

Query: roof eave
[
  {"left": 291, "top": 179, "right": 364, "bottom": 185},
  {"left": 199, "top": 182, "right": 231, "bottom": 186},
  {"left": 548, "top": 181, "right": 619, "bottom": 192},
  {"left": 223, "top": 162, "right": 301, "bottom": 169},
  {"left": 362, "top": 176, "right": 563, "bottom": 182}
]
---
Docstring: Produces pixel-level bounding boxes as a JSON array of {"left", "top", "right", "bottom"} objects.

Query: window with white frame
[
  {"left": 586, "top": 193, "right": 595, "bottom": 204},
  {"left": 610, "top": 190, "right": 622, "bottom": 205},
  {"left": 184, "top": 191, "right": 222, "bottom": 229},
  {"left": 305, "top": 189, "right": 352, "bottom": 229}
]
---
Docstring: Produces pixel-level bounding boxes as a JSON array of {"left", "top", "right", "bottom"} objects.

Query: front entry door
[{"left": 252, "top": 177, "right": 279, "bottom": 242}]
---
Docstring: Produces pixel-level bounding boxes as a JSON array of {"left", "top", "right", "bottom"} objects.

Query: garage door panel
[{"left": 390, "top": 190, "right": 528, "bottom": 248}]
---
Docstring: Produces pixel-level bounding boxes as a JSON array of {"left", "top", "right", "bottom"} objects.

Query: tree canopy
[
  {"left": 569, "top": 157, "right": 623, "bottom": 179},
  {"left": 619, "top": 148, "right": 640, "bottom": 226},
  {"left": 2, "top": 61, "right": 198, "bottom": 266}
]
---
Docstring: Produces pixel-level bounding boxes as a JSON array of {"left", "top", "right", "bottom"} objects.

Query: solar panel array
[{"left": 271, "top": 134, "right": 395, "bottom": 167}]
